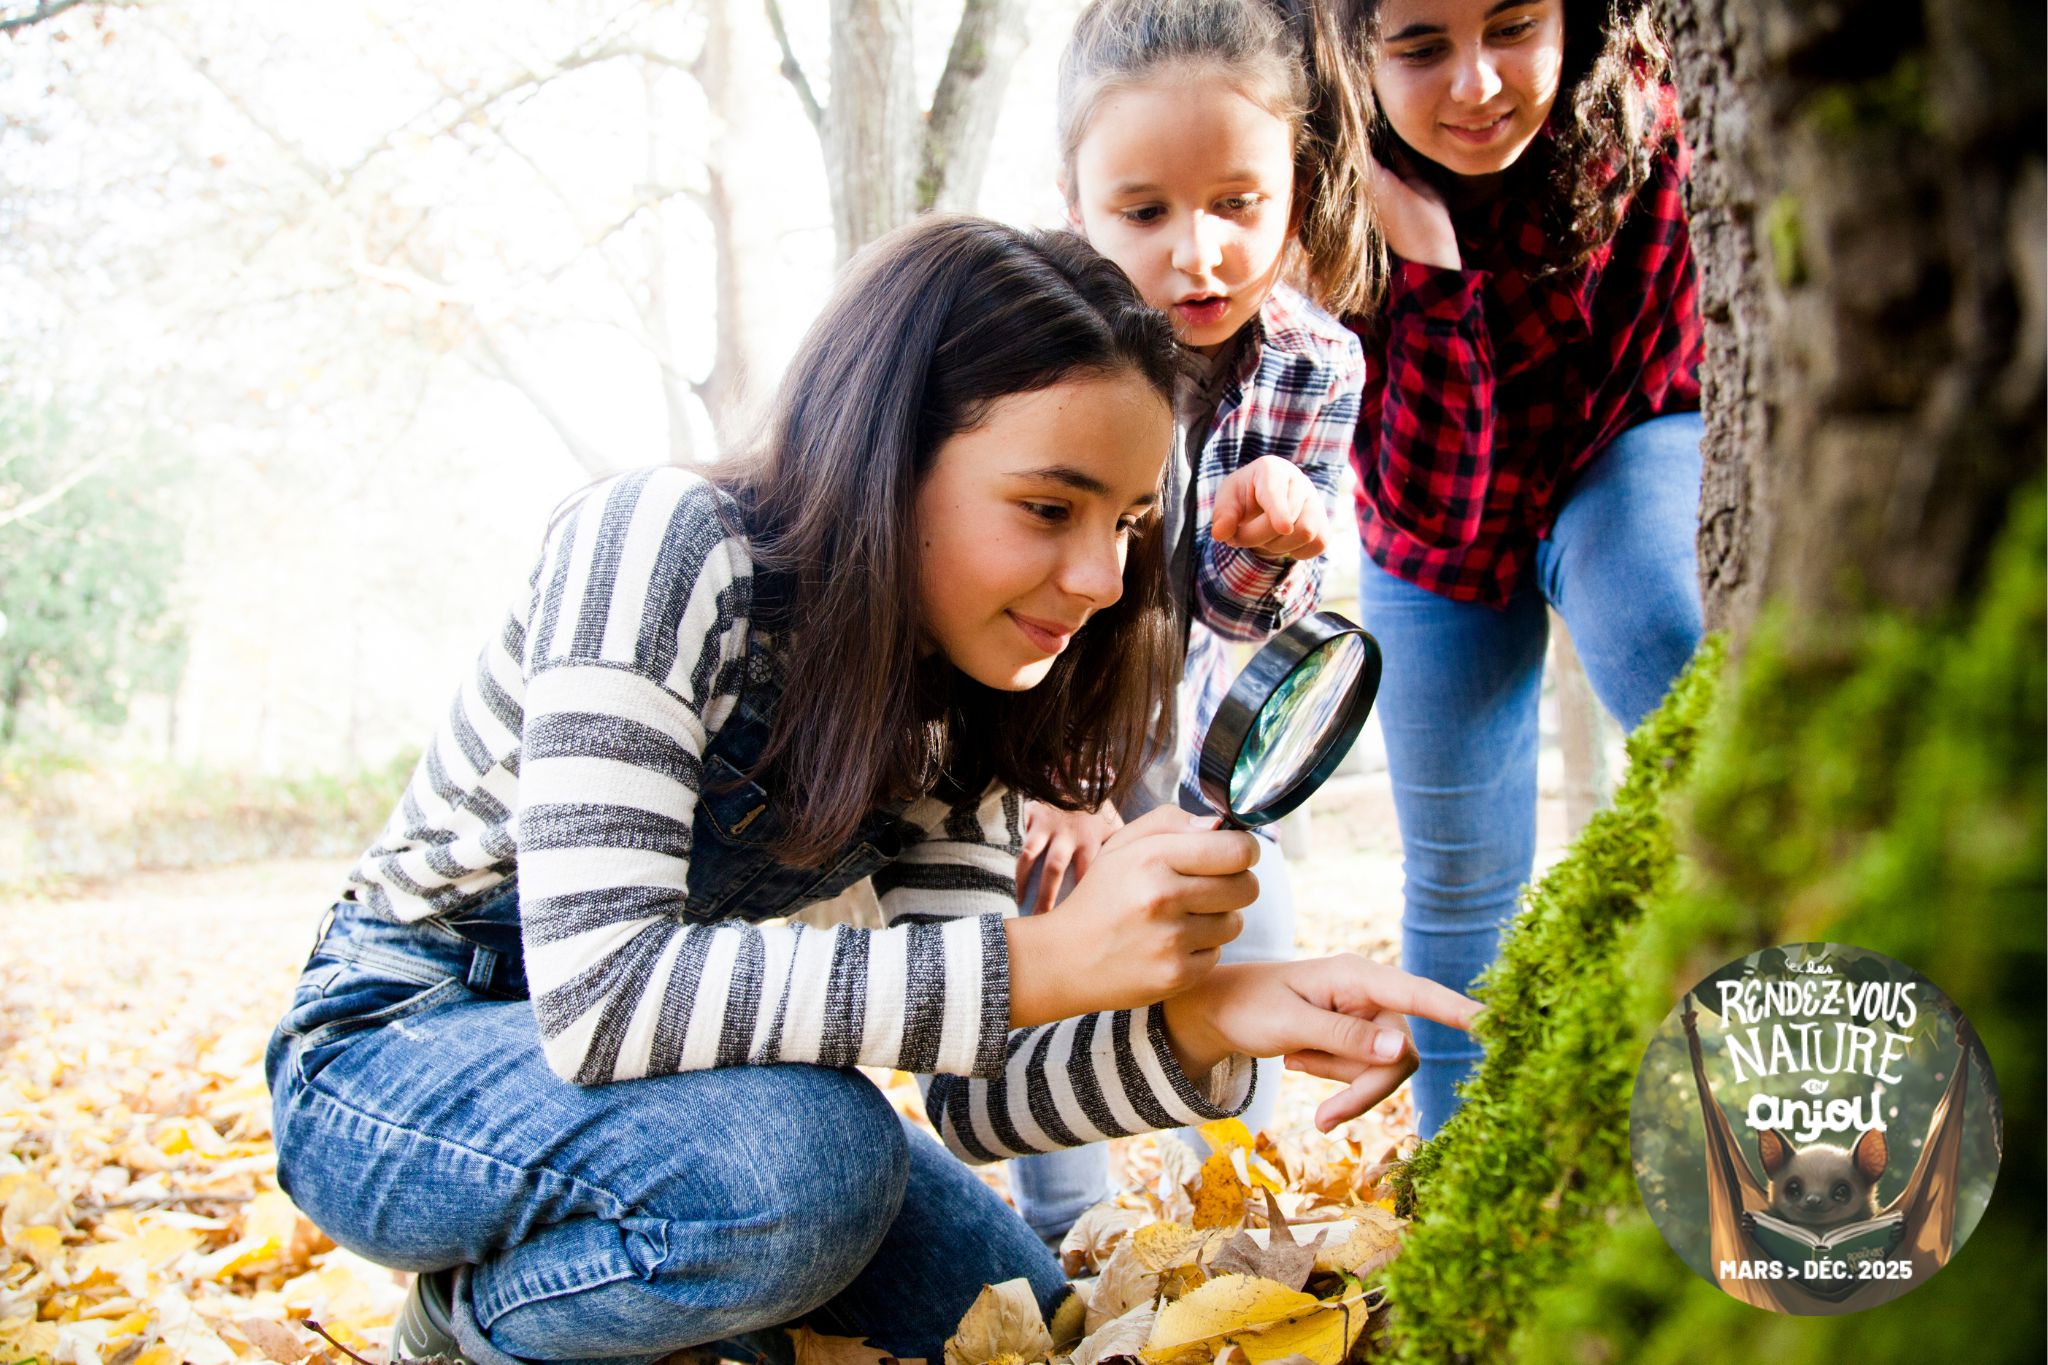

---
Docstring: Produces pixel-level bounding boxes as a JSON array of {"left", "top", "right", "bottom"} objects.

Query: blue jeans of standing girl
[
  {"left": 266, "top": 882, "right": 1068, "bottom": 1365},
  {"left": 1357, "top": 412, "right": 1704, "bottom": 1137}
]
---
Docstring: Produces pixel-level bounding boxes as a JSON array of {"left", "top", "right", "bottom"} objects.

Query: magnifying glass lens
[{"left": 1227, "top": 634, "right": 1370, "bottom": 817}]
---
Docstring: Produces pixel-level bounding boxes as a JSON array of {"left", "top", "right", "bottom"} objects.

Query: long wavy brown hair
[
  {"left": 716, "top": 215, "right": 1184, "bottom": 867},
  {"left": 1309, "top": 0, "right": 1675, "bottom": 314}
]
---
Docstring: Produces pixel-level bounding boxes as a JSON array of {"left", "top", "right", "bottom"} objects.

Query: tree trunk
[
  {"left": 690, "top": 0, "right": 755, "bottom": 448},
  {"left": 921, "top": 0, "right": 1030, "bottom": 213},
  {"left": 775, "top": 0, "right": 1032, "bottom": 260},
  {"left": 825, "top": 0, "right": 919, "bottom": 263},
  {"left": 1660, "top": 0, "right": 2045, "bottom": 632}
]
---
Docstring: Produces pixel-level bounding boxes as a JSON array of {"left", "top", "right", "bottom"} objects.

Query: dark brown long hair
[
  {"left": 1310, "top": 0, "right": 1675, "bottom": 314},
  {"left": 717, "top": 214, "right": 1184, "bottom": 866}
]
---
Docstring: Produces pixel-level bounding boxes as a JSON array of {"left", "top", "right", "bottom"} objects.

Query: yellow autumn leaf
[
  {"left": 1229, "top": 1145, "right": 1286, "bottom": 1196},
  {"left": 0, "top": 1176, "right": 66, "bottom": 1234},
  {"left": 6, "top": 1222, "right": 66, "bottom": 1272},
  {"left": 943, "top": 1278, "right": 1052, "bottom": 1365},
  {"left": 1199, "top": 1118, "right": 1255, "bottom": 1153},
  {"left": 154, "top": 1116, "right": 230, "bottom": 1158},
  {"left": 1130, "top": 1221, "right": 1211, "bottom": 1274},
  {"left": 105, "top": 1308, "right": 151, "bottom": 1338},
  {"left": 1316, "top": 1205, "right": 1406, "bottom": 1279},
  {"left": 142, "top": 1286, "right": 239, "bottom": 1365},
  {"left": 1141, "top": 1274, "right": 1370, "bottom": 1365},
  {"left": 1059, "top": 1202, "right": 1146, "bottom": 1275},
  {"left": 0, "top": 1317, "right": 59, "bottom": 1360},
  {"left": 1049, "top": 1290, "right": 1086, "bottom": 1351},
  {"left": 73, "top": 1225, "right": 203, "bottom": 1285},
  {"left": 1192, "top": 1149, "right": 1248, "bottom": 1230},
  {"left": 194, "top": 1190, "right": 307, "bottom": 1280}
]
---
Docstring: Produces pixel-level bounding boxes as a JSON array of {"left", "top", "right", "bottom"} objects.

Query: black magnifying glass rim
[{"left": 1196, "top": 610, "right": 1382, "bottom": 830}]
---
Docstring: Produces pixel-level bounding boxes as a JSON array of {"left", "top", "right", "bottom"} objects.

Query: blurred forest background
[{"left": 0, "top": 0, "right": 1120, "bottom": 883}]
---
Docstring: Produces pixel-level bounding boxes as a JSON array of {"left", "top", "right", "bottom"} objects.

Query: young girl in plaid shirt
[
  {"left": 1006, "top": 0, "right": 1370, "bottom": 1243},
  {"left": 1309, "top": 0, "right": 1706, "bottom": 1135}
]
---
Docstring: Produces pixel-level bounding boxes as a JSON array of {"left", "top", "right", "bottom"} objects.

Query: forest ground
[{"left": 0, "top": 763, "right": 1569, "bottom": 1356}]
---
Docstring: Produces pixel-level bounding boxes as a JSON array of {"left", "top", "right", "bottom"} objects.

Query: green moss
[
  {"left": 1381, "top": 486, "right": 2045, "bottom": 1362},
  {"left": 1799, "top": 56, "right": 1932, "bottom": 140},
  {"left": 1380, "top": 639, "right": 1725, "bottom": 1363},
  {"left": 1764, "top": 193, "right": 1807, "bottom": 289}
]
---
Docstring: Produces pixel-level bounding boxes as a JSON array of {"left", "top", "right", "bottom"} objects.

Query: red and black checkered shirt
[{"left": 1346, "top": 134, "right": 1703, "bottom": 607}]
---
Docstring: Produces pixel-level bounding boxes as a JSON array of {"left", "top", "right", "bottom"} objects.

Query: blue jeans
[
  {"left": 1357, "top": 412, "right": 1704, "bottom": 1137},
  {"left": 1006, "top": 842, "right": 1295, "bottom": 1242},
  {"left": 266, "top": 900, "right": 1067, "bottom": 1365}
]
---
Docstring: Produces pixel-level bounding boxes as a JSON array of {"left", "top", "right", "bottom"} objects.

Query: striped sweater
[{"left": 347, "top": 467, "right": 1252, "bottom": 1162}]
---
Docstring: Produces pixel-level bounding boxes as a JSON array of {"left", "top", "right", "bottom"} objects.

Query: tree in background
[
  {"left": 0, "top": 404, "right": 186, "bottom": 749},
  {"left": 768, "top": 0, "right": 1029, "bottom": 262}
]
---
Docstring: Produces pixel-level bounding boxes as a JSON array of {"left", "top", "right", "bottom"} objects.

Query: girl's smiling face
[
  {"left": 913, "top": 370, "right": 1170, "bottom": 691},
  {"left": 1066, "top": 73, "right": 1298, "bottom": 354},
  {"left": 1371, "top": 0, "right": 1565, "bottom": 179}
]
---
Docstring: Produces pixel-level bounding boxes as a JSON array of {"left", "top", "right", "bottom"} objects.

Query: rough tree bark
[
  {"left": 769, "top": 0, "right": 1031, "bottom": 262},
  {"left": 1659, "top": 0, "right": 2045, "bottom": 632},
  {"left": 921, "top": 0, "right": 1029, "bottom": 213}
]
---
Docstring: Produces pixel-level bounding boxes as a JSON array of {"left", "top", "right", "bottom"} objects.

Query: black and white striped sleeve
[
  {"left": 515, "top": 468, "right": 1010, "bottom": 1085},
  {"left": 924, "top": 1007, "right": 1256, "bottom": 1165},
  {"left": 876, "top": 786, "right": 1258, "bottom": 1164}
]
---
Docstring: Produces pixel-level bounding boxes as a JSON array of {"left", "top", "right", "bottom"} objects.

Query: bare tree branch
[
  {"left": 328, "top": 0, "right": 663, "bottom": 190},
  {"left": 762, "top": 0, "right": 823, "bottom": 133},
  {"left": 0, "top": 0, "right": 96, "bottom": 35},
  {"left": 0, "top": 455, "right": 107, "bottom": 530},
  {"left": 922, "top": 0, "right": 1028, "bottom": 212}
]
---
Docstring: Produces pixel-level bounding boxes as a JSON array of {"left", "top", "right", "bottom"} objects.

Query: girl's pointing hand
[
  {"left": 1161, "top": 954, "right": 1482, "bottom": 1129},
  {"left": 1210, "top": 455, "right": 1329, "bottom": 561}
]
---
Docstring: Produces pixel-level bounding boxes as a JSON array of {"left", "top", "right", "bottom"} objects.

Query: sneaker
[{"left": 390, "top": 1267, "right": 472, "bottom": 1364}]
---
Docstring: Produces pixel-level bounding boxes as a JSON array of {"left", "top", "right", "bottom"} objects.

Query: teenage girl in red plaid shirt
[{"left": 1307, "top": 0, "right": 1706, "bottom": 1135}]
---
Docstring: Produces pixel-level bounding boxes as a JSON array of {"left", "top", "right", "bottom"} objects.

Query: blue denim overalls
[{"left": 265, "top": 615, "right": 929, "bottom": 1100}]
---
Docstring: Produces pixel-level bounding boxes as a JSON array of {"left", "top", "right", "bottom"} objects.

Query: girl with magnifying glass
[{"left": 264, "top": 216, "right": 1478, "bottom": 1364}]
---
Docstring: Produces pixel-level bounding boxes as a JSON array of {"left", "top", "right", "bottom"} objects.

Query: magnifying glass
[{"left": 1196, "top": 611, "right": 1381, "bottom": 830}]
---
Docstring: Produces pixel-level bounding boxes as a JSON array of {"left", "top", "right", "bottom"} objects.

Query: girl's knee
[{"left": 673, "top": 1068, "right": 910, "bottom": 1272}]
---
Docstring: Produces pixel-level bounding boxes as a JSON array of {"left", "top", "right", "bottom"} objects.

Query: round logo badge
[{"left": 1630, "top": 943, "right": 2001, "bottom": 1314}]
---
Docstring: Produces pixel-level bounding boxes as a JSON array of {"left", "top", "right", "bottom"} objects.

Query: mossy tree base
[{"left": 1382, "top": 490, "right": 2044, "bottom": 1363}]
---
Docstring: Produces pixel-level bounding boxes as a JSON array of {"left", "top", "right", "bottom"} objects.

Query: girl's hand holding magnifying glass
[{"left": 1006, "top": 806, "right": 1260, "bottom": 1028}]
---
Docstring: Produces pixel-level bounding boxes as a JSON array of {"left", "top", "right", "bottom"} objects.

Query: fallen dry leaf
[
  {"left": 1191, "top": 1150, "right": 1248, "bottom": 1231},
  {"left": 1207, "top": 1193, "right": 1327, "bottom": 1293},
  {"left": 234, "top": 1315, "right": 316, "bottom": 1363},
  {"left": 789, "top": 1323, "right": 898, "bottom": 1365},
  {"left": 1142, "top": 1274, "right": 1370, "bottom": 1365},
  {"left": 1059, "top": 1203, "right": 1147, "bottom": 1276},
  {"left": 1082, "top": 1238, "right": 1157, "bottom": 1333},
  {"left": 943, "top": 1278, "right": 1053, "bottom": 1365},
  {"left": 1071, "top": 1303, "right": 1156, "bottom": 1365},
  {"left": 1129, "top": 1221, "right": 1215, "bottom": 1275}
]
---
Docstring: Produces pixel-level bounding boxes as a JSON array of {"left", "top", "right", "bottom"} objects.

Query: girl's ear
[{"left": 1059, "top": 182, "right": 1083, "bottom": 232}]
